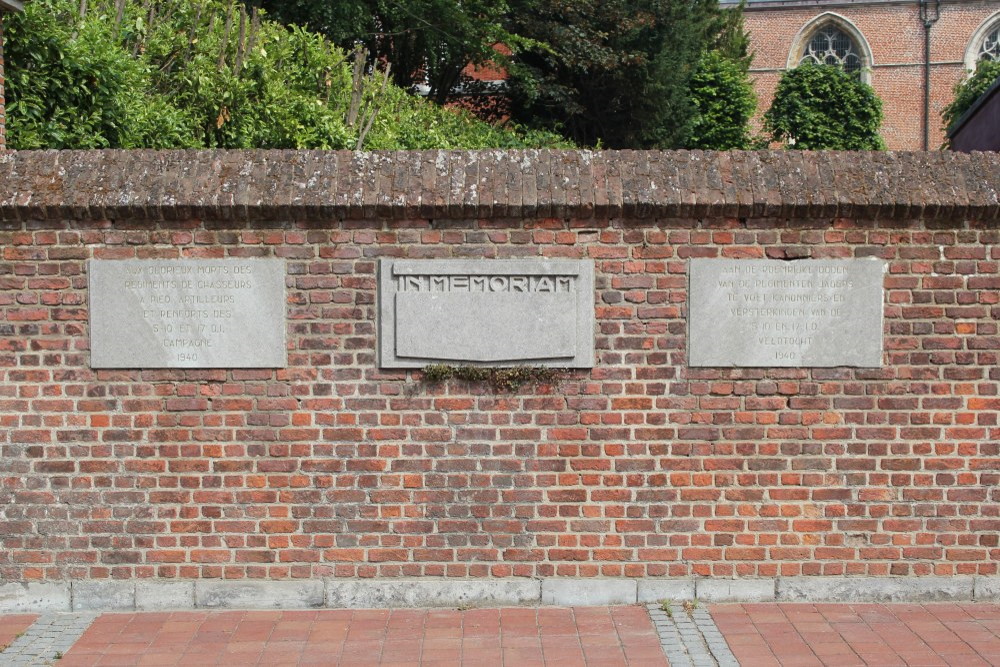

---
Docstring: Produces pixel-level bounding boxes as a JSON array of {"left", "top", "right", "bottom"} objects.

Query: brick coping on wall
[{"left": 0, "top": 149, "right": 998, "bottom": 224}]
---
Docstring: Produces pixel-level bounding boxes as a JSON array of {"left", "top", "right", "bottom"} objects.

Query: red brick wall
[
  {"left": 743, "top": 0, "right": 1000, "bottom": 149},
  {"left": 1, "top": 150, "right": 999, "bottom": 583}
]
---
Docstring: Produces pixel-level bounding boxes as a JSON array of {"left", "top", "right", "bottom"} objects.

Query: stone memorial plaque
[
  {"left": 379, "top": 259, "right": 594, "bottom": 368},
  {"left": 688, "top": 258, "right": 885, "bottom": 367},
  {"left": 89, "top": 258, "right": 286, "bottom": 368}
]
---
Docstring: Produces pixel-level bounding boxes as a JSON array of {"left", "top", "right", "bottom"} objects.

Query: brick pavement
[
  {"left": 48, "top": 606, "right": 666, "bottom": 666},
  {"left": 710, "top": 602, "right": 1000, "bottom": 667},
  {"left": 3, "top": 603, "right": 1000, "bottom": 666}
]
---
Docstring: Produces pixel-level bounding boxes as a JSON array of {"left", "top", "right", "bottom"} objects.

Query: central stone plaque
[
  {"left": 89, "top": 258, "right": 286, "bottom": 369},
  {"left": 379, "top": 259, "right": 594, "bottom": 368},
  {"left": 688, "top": 258, "right": 885, "bottom": 367}
]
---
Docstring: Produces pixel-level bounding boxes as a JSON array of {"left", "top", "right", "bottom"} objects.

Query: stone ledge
[
  {"left": 974, "top": 577, "right": 1000, "bottom": 600},
  {"left": 0, "top": 149, "right": 996, "bottom": 224},
  {"left": 136, "top": 581, "right": 195, "bottom": 611},
  {"left": 195, "top": 580, "right": 326, "bottom": 609},
  {"left": 2, "top": 577, "right": 998, "bottom": 611},
  {"left": 697, "top": 579, "right": 777, "bottom": 603},
  {"left": 637, "top": 579, "right": 697, "bottom": 603},
  {"left": 776, "top": 576, "right": 975, "bottom": 602},
  {"left": 72, "top": 580, "right": 135, "bottom": 611},
  {"left": 0, "top": 582, "right": 71, "bottom": 612},
  {"left": 327, "top": 579, "right": 541, "bottom": 608},
  {"left": 541, "top": 579, "right": 637, "bottom": 606}
]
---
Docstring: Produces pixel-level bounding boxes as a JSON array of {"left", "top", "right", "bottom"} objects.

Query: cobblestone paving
[
  {"left": 0, "top": 615, "right": 39, "bottom": 653},
  {"left": 0, "top": 613, "right": 99, "bottom": 666},
  {"left": 646, "top": 602, "right": 739, "bottom": 667}
]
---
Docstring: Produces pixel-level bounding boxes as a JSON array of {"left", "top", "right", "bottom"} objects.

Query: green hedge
[{"left": 5, "top": 0, "right": 570, "bottom": 150}]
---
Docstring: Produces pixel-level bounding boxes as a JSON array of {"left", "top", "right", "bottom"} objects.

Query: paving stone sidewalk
[
  {"left": 2, "top": 602, "right": 999, "bottom": 665},
  {"left": 34, "top": 606, "right": 665, "bottom": 666},
  {"left": 710, "top": 602, "right": 1000, "bottom": 666}
]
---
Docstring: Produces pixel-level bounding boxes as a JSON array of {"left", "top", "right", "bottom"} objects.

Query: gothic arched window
[
  {"left": 789, "top": 14, "right": 873, "bottom": 83},
  {"left": 965, "top": 12, "right": 1000, "bottom": 70},
  {"left": 976, "top": 21, "right": 1000, "bottom": 62},
  {"left": 799, "top": 25, "right": 863, "bottom": 74}
]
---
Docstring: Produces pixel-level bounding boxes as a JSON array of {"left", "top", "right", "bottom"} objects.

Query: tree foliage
[
  {"left": 941, "top": 59, "right": 1000, "bottom": 133},
  {"left": 255, "top": 0, "right": 756, "bottom": 150},
  {"left": 687, "top": 5, "right": 756, "bottom": 151},
  {"left": 6, "top": 0, "right": 567, "bottom": 150},
  {"left": 502, "top": 0, "right": 730, "bottom": 149},
  {"left": 764, "top": 63, "right": 885, "bottom": 150},
  {"left": 256, "top": 0, "right": 530, "bottom": 105},
  {"left": 5, "top": 1, "right": 193, "bottom": 148},
  {"left": 687, "top": 51, "right": 757, "bottom": 150},
  {"left": 707, "top": 0, "right": 752, "bottom": 67}
]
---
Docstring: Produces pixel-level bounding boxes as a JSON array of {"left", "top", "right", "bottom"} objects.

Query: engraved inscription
[
  {"left": 89, "top": 259, "right": 286, "bottom": 369},
  {"left": 396, "top": 274, "right": 574, "bottom": 293},
  {"left": 123, "top": 263, "right": 252, "bottom": 362},
  {"left": 688, "top": 259, "right": 885, "bottom": 368},
  {"left": 379, "top": 259, "right": 594, "bottom": 368},
  {"left": 719, "top": 263, "right": 850, "bottom": 363}
]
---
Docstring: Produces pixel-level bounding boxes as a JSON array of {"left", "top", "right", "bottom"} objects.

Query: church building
[{"left": 727, "top": 0, "right": 1000, "bottom": 149}]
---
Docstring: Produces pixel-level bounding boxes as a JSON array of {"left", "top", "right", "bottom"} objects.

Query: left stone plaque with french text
[{"left": 89, "top": 258, "right": 287, "bottom": 369}]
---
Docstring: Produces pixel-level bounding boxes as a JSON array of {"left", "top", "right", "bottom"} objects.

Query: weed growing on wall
[{"left": 421, "top": 364, "right": 566, "bottom": 392}]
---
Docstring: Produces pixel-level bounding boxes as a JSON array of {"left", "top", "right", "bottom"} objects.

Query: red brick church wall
[{"left": 741, "top": 0, "right": 1000, "bottom": 149}]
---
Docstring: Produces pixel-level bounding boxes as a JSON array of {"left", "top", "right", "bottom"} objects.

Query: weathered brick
[{"left": 0, "top": 150, "right": 997, "bottom": 584}]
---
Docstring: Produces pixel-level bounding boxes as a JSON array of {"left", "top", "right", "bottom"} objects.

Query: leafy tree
[
  {"left": 5, "top": 0, "right": 566, "bottom": 150},
  {"left": 942, "top": 59, "right": 1000, "bottom": 133},
  {"left": 764, "top": 62, "right": 885, "bottom": 150},
  {"left": 5, "top": 1, "right": 195, "bottom": 148},
  {"left": 708, "top": 0, "right": 752, "bottom": 67},
  {"left": 688, "top": 50, "right": 756, "bottom": 150},
  {"left": 686, "top": 3, "right": 756, "bottom": 150},
  {"left": 245, "top": 0, "right": 369, "bottom": 48},
  {"left": 257, "top": 0, "right": 530, "bottom": 105},
  {"left": 256, "top": 0, "right": 755, "bottom": 149},
  {"left": 502, "top": 0, "right": 727, "bottom": 149}
]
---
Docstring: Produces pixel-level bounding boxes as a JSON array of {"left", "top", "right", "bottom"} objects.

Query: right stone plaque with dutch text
[{"left": 688, "top": 258, "right": 885, "bottom": 367}]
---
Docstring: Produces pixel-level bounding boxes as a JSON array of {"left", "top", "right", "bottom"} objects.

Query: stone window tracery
[
  {"left": 979, "top": 23, "right": 1000, "bottom": 62},
  {"left": 966, "top": 13, "right": 1000, "bottom": 71},
  {"left": 799, "top": 25, "right": 863, "bottom": 74}
]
